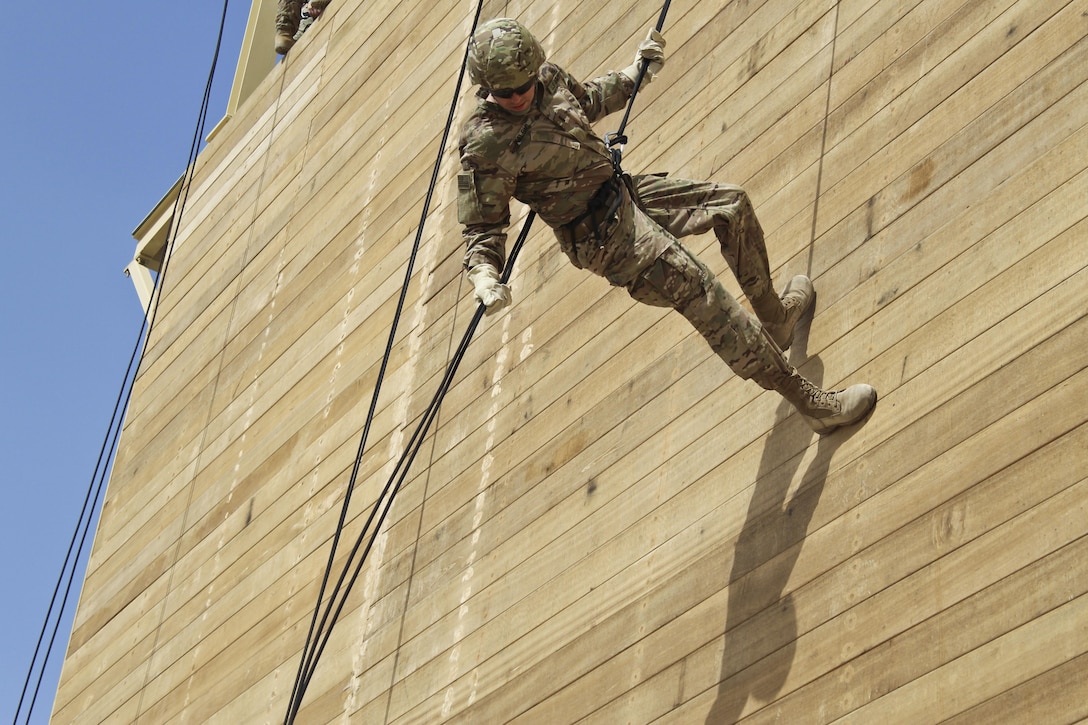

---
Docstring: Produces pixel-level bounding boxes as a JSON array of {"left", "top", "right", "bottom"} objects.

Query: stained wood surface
[{"left": 53, "top": 0, "right": 1088, "bottom": 722}]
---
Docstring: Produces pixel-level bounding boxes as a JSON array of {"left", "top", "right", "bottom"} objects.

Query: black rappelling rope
[
  {"left": 606, "top": 0, "right": 672, "bottom": 170},
  {"left": 284, "top": 216, "right": 534, "bottom": 724},
  {"left": 11, "top": 3, "right": 233, "bottom": 724},
  {"left": 283, "top": 2, "right": 491, "bottom": 721},
  {"left": 284, "top": 2, "right": 672, "bottom": 720}
]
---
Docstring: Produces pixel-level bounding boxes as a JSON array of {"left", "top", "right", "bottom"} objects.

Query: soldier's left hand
[
  {"left": 635, "top": 29, "right": 666, "bottom": 78},
  {"left": 621, "top": 29, "right": 666, "bottom": 85}
]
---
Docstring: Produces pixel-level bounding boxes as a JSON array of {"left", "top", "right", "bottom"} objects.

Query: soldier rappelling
[{"left": 456, "top": 18, "right": 876, "bottom": 434}]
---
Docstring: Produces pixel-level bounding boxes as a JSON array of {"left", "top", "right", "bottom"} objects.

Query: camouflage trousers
[
  {"left": 277, "top": 0, "right": 329, "bottom": 36},
  {"left": 276, "top": 0, "right": 302, "bottom": 35},
  {"left": 624, "top": 176, "right": 785, "bottom": 381}
]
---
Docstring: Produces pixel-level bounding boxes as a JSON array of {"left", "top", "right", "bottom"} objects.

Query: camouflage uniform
[
  {"left": 276, "top": 0, "right": 303, "bottom": 40},
  {"left": 458, "top": 62, "right": 789, "bottom": 380},
  {"left": 456, "top": 18, "right": 877, "bottom": 433},
  {"left": 276, "top": 0, "right": 328, "bottom": 45}
]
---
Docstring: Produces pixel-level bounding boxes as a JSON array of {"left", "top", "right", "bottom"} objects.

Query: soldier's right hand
[{"left": 468, "top": 263, "right": 512, "bottom": 315}]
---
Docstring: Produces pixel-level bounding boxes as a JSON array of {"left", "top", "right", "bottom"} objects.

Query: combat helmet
[{"left": 467, "top": 18, "right": 546, "bottom": 91}]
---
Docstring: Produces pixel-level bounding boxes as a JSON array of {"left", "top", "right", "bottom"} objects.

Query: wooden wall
[{"left": 54, "top": 0, "right": 1088, "bottom": 722}]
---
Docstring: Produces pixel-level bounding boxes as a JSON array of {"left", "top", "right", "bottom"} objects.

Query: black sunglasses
[{"left": 488, "top": 77, "right": 536, "bottom": 99}]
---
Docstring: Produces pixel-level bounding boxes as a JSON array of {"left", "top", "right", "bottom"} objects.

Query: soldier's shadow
[{"left": 704, "top": 319, "right": 853, "bottom": 724}]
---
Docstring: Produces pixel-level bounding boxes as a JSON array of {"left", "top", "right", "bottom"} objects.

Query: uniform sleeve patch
[{"left": 456, "top": 170, "right": 485, "bottom": 224}]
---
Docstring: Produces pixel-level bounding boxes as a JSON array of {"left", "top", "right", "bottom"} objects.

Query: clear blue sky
[{"left": 2, "top": 2, "right": 252, "bottom": 721}]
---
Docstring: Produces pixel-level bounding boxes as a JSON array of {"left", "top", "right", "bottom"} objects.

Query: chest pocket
[{"left": 521, "top": 127, "right": 583, "bottom": 179}]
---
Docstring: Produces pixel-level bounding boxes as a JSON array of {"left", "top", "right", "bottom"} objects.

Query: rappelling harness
[{"left": 562, "top": 0, "right": 670, "bottom": 250}]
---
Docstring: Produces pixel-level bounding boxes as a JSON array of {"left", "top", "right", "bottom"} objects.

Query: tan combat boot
[
  {"left": 275, "top": 32, "right": 296, "bottom": 55},
  {"left": 750, "top": 333, "right": 877, "bottom": 434},
  {"left": 772, "top": 370, "right": 877, "bottom": 434},
  {"left": 754, "top": 275, "right": 815, "bottom": 351}
]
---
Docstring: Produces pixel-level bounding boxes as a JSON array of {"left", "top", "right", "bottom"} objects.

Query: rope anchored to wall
[
  {"left": 284, "top": 2, "right": 672, "bottom": 720},
  {"left": 282, "top": 1, "right": 494, "bottom": 719}
]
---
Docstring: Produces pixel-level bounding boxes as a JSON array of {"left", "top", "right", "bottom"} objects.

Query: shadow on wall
[{"left": 705, "top": 320, "right": 855, "bottom": 724}]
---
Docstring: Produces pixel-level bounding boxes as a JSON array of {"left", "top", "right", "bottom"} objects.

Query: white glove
[
  {"left": 468, "top": 263, "right": 512, "bottom": 314},
  {"left": 620, "top": 29, "right": 666, "bottom": 84}
]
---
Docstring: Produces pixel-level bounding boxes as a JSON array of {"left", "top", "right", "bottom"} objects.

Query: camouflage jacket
[{"left": 458, "top": 62, "right": 664, "bottom": 283}]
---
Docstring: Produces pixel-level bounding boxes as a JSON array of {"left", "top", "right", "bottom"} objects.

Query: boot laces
[
  {"left": 800, "top": 378, "right": 839, "bottom": 413},
  {"left": 782, "top": 290, "right": 805, "bottom": 314}
]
